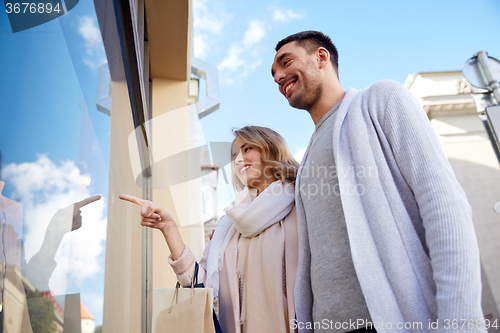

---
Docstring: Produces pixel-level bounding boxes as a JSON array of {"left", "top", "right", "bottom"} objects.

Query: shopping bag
[
  {"left": 152, "top": 263, "right": 215, "bottom": 333},
  {"left": 153, "top": 285, "right": 214, "bottom": 333}
]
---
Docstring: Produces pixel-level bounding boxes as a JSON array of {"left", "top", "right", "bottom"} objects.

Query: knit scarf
[{"left": 206, "top": 180, "right": 295, "bottom": 332}]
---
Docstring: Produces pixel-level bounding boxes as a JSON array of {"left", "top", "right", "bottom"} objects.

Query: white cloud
[
  {"left": 77, "top": 16, "right": 102, "bottom": 43},
  {"left": 272, "top": 7, "right": 305, "bottom": 23},
  {"left": 3, "top": 155, "right": 107, "bottom": 294},
  {"left": 193, "top": 0, "right": 232, "bottom": 59},
  {"left": 243, "top": 20, "right": 266, "bottom": 47},
  {"left": 218, "top": 20, "right": 266, "bottom": 86},
  {"left": 217, "top": 6, "right": 305, "bottom": 86},
  {"left": 218, "top": 44, "right": 244, "bottom": 72},
  {"left": 76, "top": 15, "right": 107, "bottom": 70},
  {"left": 294, "top": 147, "right": 306, "bottom": 164}
]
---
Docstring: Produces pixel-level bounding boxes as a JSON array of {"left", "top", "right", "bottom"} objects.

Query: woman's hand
[
  {"left": 118, "top": 194, "right": 176, "bottom": 232},
  {"left": 119, "top": 194, "right": 185, "bottom": 260}
]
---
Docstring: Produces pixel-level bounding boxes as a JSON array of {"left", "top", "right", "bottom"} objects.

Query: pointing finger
[
  {"left": 119, "top": 194, "right": 147, "bottom": 207},
  {"left": 75, "top": 195, "right": 102, "bottom": 209}
]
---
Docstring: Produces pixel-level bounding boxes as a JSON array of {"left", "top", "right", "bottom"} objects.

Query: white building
[{"left": 81, "top": 301, "right": 95, "bottom": 333}]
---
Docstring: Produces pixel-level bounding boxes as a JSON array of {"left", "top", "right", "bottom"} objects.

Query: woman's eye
[{"left": 244, "top": 147, "right": 252, "bottom": 152}]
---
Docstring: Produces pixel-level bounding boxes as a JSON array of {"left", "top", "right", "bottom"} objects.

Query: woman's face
[{"left": 232, "top": 136, "right": 276, "bottom": 193}]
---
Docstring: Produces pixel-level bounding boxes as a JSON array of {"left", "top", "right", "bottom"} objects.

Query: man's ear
[{"left": 317, "top": 47, "right": 330, "bottom": 69}]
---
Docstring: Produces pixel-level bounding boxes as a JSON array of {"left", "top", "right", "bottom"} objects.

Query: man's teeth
[{"left": 285, "top": 82, "right": 293, "bottom": 93}]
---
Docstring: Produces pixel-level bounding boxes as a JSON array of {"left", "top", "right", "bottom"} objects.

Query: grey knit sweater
[{"left": 294, "top": 80, "right": 485, "bottom": 333}]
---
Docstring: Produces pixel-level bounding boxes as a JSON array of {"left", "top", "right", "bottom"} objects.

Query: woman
[{"left": 120, "top": 126, "right": 299, "bottom": 333}]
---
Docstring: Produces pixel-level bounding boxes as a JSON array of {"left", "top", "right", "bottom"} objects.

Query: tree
[{"left": 26, "top": 291, "right": 58, "bottom": 333}]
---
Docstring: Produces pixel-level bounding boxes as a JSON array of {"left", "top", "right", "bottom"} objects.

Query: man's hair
[
  {"left": 230, "top": 126, "right": 299, "bottom": 192},
  {"left": 275, "top": 30, "right": 339, "bottom": 76}
]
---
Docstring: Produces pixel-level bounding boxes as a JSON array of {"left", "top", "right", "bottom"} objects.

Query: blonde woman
[{"left": 120, "top": 126, "right": 299, "bottom": 333}]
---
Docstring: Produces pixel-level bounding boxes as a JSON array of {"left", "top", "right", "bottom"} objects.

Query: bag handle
[{"left": 169, "top": 262, "right": 199, "bottom": 313}]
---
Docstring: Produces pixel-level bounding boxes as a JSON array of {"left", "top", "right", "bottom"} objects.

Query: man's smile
[{"left": 282, "top": 79, "right": 297, "bottom": 97}]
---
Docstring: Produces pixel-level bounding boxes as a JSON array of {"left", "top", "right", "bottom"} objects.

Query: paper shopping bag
[{"left": 153, "top": 285, "right": 215, "bottom": 333}]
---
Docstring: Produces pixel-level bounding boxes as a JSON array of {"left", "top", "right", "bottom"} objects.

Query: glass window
[{"left": 1, "top": 1, "right": 113, "bottom": 331}]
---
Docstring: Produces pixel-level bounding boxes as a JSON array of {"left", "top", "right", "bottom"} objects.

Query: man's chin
[{"left": 288, "top": 98, "right": 308, "bottom": 111}]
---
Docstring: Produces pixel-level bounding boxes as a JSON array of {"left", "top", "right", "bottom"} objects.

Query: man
[{"left": 271, "top": 31, "right": 485, "bottom": 333}]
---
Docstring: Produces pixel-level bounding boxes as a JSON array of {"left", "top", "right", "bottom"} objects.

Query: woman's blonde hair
[{"left": 231, "top": 126, "right": 299, "bottom": 192}]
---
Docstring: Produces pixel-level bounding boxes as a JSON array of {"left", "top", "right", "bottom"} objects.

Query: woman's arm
[{"left": 119, "top": 194, "right": 184, "bottom": 260}]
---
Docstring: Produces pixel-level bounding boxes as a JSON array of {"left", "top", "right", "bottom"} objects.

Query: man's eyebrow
[{"left": 271, "top": 52, "right": 292, "bottom": 77}]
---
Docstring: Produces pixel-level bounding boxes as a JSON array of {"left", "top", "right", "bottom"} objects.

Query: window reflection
[{"left": 0, "top": 0, "right": 110, "bottom": 330}]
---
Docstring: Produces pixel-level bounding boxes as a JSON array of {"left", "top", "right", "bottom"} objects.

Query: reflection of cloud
[
  {"left": 77, "top": 16, "right": 102, "bottom": 43},
  {"left": 82, "top": 292, "right": 103, "bottom": 323},
  {"left": 294, "top": 147, "right": 306, "bottom": 164},
  {"left": 271, "top": 7, "right": 305, "bottom": 23},
  {"left": 193, "top": 0, "right": 232, "bottom": 59},
  {"left": 3, "top": 155, "right": 107, "bottom": 293},
  {"left": 76, "top": 15, "right": 107, "bottom": 70}
]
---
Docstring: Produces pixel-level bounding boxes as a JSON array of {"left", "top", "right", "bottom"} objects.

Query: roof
[{"left": 81, "top": 301, "right": 95, "bottom": 320}]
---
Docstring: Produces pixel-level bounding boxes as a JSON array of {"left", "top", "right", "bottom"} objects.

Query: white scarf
[{"left": 205, "top": 180, "right": 295, "bottom": 298}]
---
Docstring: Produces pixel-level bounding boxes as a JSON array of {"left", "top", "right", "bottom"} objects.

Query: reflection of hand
[
  {"left": 48, "top": 195, "right": 102, "bottom": 235},
  {"left": 118, "top": 194, "right": 176, "bottom": 232},
  {"left": 36, "top": 195, "right": 102, "bottom": 270}
]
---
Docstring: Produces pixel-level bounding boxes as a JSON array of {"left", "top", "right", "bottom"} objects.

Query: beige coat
[{"left": 170, "top": 206, "right": 298, "bottom": 333}]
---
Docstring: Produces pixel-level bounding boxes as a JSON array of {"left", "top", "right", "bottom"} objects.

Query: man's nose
[{"left": 274, "top": 69, "right": 285, "bottom": 85}]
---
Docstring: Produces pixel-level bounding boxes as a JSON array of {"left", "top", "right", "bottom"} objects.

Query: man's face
[{"left": 271, "top": 41, "right": 323, "bottom": 111}]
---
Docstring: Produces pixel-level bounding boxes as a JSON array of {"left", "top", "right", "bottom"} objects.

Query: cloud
[
  {"left": 272, "top": 7, "right": 305, "bottom": 23},
  {"left": 294, "top": 147, "right": 306, "bottom": 164},
  {"left": 77, "top": 16, "right": 102, "bottom": 43},
  {"left": 3, "top": 155, "right": 107, "bottom": 294},
  {"left": 218, "top": 20, "right": 266, "bottom": 85},
  {"left": 76, "top": 15, "right": 107, "bottom": 70},
  {"left": 192, "top": 0, "right": 232, "bottom": 59},
  {"left": 216, "top": 7, "right": 305, "bottom": 86},
  {"left": 81, "top": 292, "right": 104, "bottom": 323},
  {"left": 243, "top": 20, "right": 266, "bottom": 47}
]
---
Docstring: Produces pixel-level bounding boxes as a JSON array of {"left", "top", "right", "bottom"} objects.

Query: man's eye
[{"left": 284, "top": 59, "right": 291, "bottom": 66}]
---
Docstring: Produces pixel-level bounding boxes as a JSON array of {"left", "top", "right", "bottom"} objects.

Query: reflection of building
[
  {"left": 406, "top": 71, "right": 500, "bottom": 329},
  {"left": 94, "top": 0, "right": 219, "bottom": 331},
  {"left": 81, "top": 301, "right": 95, "bottom": 333}
]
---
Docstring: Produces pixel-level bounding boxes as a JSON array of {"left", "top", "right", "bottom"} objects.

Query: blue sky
[
  {"left": 195, "top": 0, "right": 500, "bottom": 213},
  {"left": 1, "top": 0, "right": 499, "bottom": 327},
  {"left": 197, "top": 0, "right": 500, "bottom": 163}
]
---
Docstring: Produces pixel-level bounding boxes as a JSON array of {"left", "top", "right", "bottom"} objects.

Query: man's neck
[{"left": 309, "top": 88, "right": 346, "bottom": 125}]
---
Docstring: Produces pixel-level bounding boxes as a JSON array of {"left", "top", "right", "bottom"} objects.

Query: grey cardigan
[{"left": 294, "top": 80, "right": 485, "bottom": 333}]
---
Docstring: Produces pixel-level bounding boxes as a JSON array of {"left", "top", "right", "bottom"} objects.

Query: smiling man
[{"left": 271, "top": 31, "right": 486, "bottom": 333}]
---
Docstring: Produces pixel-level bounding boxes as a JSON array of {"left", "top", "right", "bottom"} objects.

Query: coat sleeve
[
  {"left": 379, "top": 81, "right": 484, "bottom": 326},
  {"left": 168, "top": 242, "right": 210, "bottom": 287}
]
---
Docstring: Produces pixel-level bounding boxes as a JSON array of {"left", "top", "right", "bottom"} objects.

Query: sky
[
  {"left": 1, "top": 0, "right": 500, "bottom": 327},
  {"left": 194, "top": 0, "right": 500, "bottom": 213}
]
